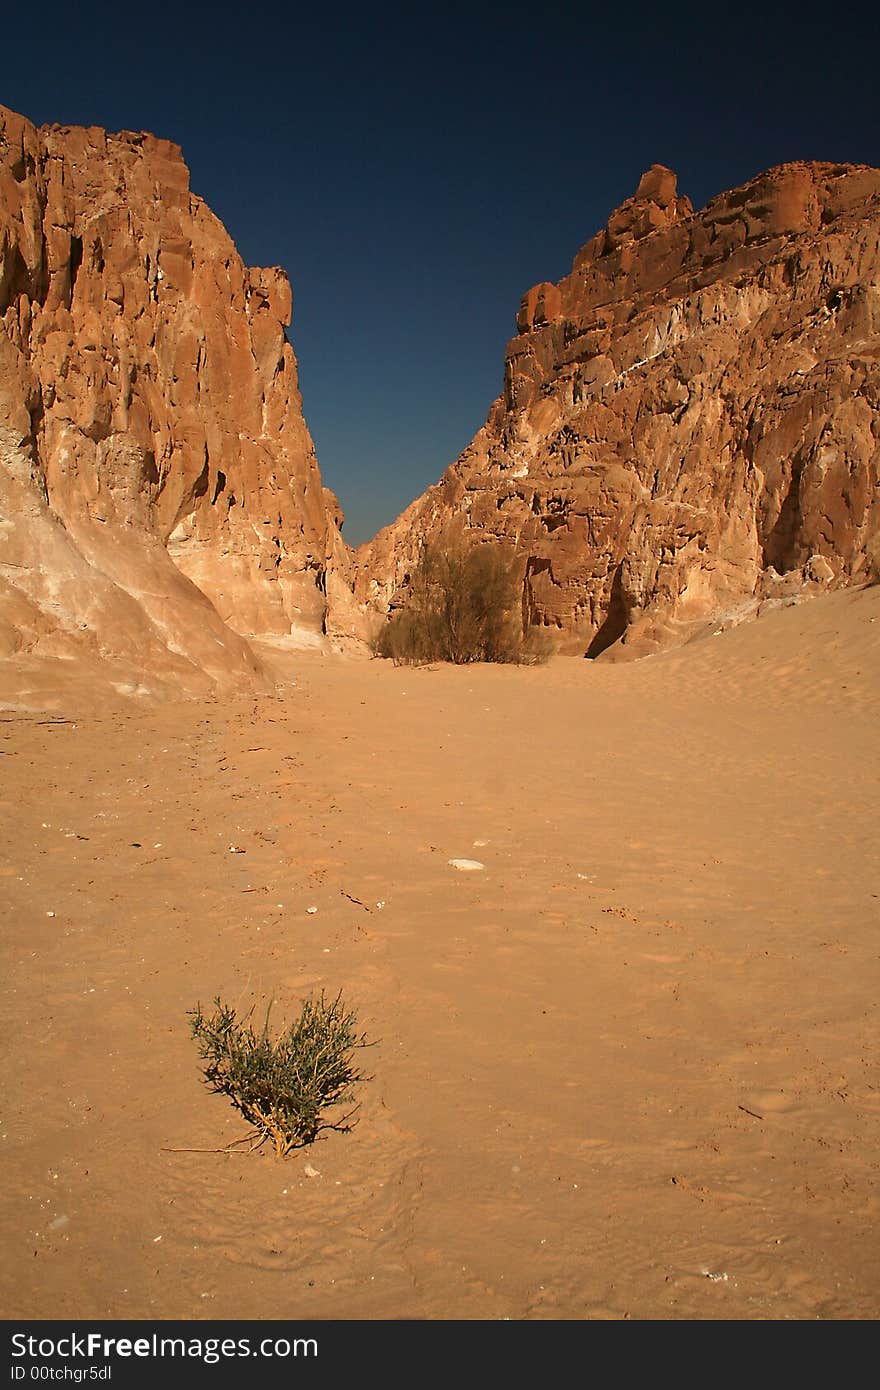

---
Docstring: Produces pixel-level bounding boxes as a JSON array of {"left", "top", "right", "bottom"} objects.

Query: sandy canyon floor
[{"left": 1, "top": 586, "right": 879, "bottom": 1320}]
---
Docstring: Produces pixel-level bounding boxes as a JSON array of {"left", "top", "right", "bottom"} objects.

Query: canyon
[
  {"left": 360, "top": 161, "right": 880, "bottom": 656},
  {"left": 1, "top": 104, "right": 878, "bottom": 697},
  {"left": 0, "top": 104, "right": 349, "bottom": 705},
  {"left": 2, "top": 107, "right": 878, "bottom": 1323}
]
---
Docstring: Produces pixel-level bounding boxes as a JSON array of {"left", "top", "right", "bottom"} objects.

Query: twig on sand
[
  {"left": 340, "top": 890, "right": 372, "bottom": 911},
  {"left": 161, "top": 1147, "right": 255, "bottom": 1155},
  {"left": 161, "top": 1133, "right": 268, "bottom": 1156},
  {"left": 737, "top": 1104, "right": 764, "bottom": 1120}
]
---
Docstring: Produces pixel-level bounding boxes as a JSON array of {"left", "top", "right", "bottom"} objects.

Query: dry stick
[
  {"left": 737, "top": 1104, "right": 765, "bottom": 1120},
  {"left": 162, "top": 1132, "right": 266, "bottom": 1156},
  {"left": 340, "top": 890, "right": 372, "bottom": 911},
  {"left": 161, "top": 1146, "right": 257, "bottom": 1156}
]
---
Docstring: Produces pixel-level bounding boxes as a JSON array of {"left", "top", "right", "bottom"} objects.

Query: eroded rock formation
[
  {"left": 0, "top": 104, "right": 345, "bottom": 700},
  {"left": 361, "top": 162, "right": 880, "bottom": 655}
]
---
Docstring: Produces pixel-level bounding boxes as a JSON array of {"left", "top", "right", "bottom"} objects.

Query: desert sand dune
[{"left": 1, "top": 585, "right": 878, "bottom": 1320}]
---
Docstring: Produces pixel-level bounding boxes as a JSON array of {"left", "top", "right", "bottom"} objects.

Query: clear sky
[{"left": 4, "top": 1, "right": 879, "bottom": 543}]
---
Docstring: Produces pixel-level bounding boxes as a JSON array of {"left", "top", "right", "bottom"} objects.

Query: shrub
[
  {"left": 373, "top": 535, "right": 547, "bottom": 665},
  {"left": 188, "top": 992, "right": 372, "bottom": 1156}
]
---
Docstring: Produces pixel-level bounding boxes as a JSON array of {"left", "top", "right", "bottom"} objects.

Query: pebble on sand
[{"left": 449, "top": 859, "right": 485, "bottom": 871}]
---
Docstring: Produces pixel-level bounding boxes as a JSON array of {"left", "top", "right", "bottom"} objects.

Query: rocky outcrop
[
  {"left": 0, "top": 104, "right": 346, "bottom": 701},
  {"left": 361, "top": 162, "right": 880, "bottom": 656}
]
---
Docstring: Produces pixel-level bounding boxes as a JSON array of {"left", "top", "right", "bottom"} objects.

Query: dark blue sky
[{"left": 4, "top": 1, "right": 879, "bottom": 543}]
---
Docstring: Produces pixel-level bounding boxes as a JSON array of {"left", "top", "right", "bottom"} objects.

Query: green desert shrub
[
  {"left": 188, "top": 992, "right": 372, "bottom": 1156},
  {"left": 373, "top": 535, "right": 547, "bottom": 665}
]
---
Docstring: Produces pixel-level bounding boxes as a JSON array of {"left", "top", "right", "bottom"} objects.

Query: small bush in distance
[
  {"left": 372, "top": 534, "right": 548, "bottom": 665},
  {"left": 188, "top": 992, "right": 372, "bottom": 1156}
]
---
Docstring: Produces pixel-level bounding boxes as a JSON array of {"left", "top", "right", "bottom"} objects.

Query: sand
[{"left": 1, "top": 584, "right": 878, "bottom": 1320}]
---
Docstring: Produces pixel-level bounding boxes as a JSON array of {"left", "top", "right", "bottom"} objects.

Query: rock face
[
  {"left": 0, "top": 104, "right": 345, "bottom": 700},
  {"left": 361, "top": 162, "right": 880, "bottom": 656}
]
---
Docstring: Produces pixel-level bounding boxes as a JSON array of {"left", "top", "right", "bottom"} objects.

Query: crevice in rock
[
  {"left": 191, "top": 449, "right": 210, "bottom": 502},
  {"left": 585, "top": 563, "right": 629, "bottom": 658},
  {"left": 69, "top": 235, "right": 83, "bottom": 304},
  {"left": 0, "top": 241, "right": 39, "bottom": 313},
  {"left": 762, "top": 462, "right": 804, "bottom": 573},
  {"left": 89, "top": 236, "right": 105, "bottom": 276},
  {"left": 522, "top": 555, "right": 550, "bottom": 629},
  {"left": 142, "top": 450, "right": 159, "bottom": 487}
]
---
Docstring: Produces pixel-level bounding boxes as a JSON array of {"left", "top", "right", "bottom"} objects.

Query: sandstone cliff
[
  {"left": 0, "top": 105, "right": 345, "bottom": 702},
  {"left": 361, "top": 162, "right": 880, "bottom": 656}
]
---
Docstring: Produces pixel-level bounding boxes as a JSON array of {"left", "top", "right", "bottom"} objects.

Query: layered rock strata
[
  {"left": 361, "top": 162, "right": 880, "bottom": 655},
  {"left": 0, "top": 104, "right": 345, "bottom": 699}
]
